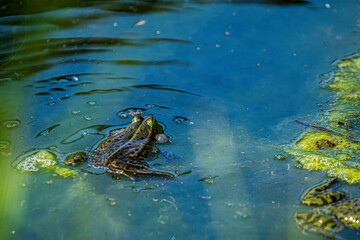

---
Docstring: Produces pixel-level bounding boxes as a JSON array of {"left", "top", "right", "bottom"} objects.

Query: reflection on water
[{"left": 1, "top": 0, "right": 360, "bottom": 239}]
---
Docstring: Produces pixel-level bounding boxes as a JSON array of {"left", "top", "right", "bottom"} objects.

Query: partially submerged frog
[
  {"left": 64, "top": 115, "right": 174, "bottom": 179},
  {"left": 295, "top": 178, "right": 360, "bottom": 239}
]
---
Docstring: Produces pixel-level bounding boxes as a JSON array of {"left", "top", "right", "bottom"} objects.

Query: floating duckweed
[
  {"left": 337, "top": 153, "right": 352, "bottom": 161},
  {"left": 53, "top": 166, "right": 78, "bottom": 178},
  {"left": 286, "top": 54, "right": 360, "bottom": 184},
  {"left": 298, "top": 154, "right": 344, "bottom": 171},
  {"left": 36, "top": 151, "right": 57, "bottom": 169},
  {"left": 16, "top": 150, "right": 57, "bottom": 172},
  {"left": 327, "top": 168, "right": 360, "bottom": 185},
  {"left": 16, "top": 150, "right": 78, "bottom": 178},
  {"left": 296, "top": 132, "right": 355, "bottom": 152}
]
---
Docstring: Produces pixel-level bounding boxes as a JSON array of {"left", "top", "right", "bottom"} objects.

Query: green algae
[
  {"left": 53, "top": 166, "right": 78, "bottom": 178},
  {"left": 287, "top": 55, "right": 360, "bottom": 184},
  {"left": 15, "top": 150, "right": 78, "bottom": 178}
]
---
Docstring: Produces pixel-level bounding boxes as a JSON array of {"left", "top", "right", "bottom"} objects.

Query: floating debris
[
  {"left": 274, "top": 154, "right": 286, "bottom": 161},
  {"left": 133, "top": 19, "right": 146, "bottom": 27},
  {"left": 295, "top": 120, "right": 343, "bottom": 136},
  {"left": 199, "top": 175, "right": 218, "bottom": 184}
]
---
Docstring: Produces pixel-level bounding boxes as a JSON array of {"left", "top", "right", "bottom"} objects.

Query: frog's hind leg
[
  {"left": 108, "top": 160, "right": 173, "bottom": 179},
  {"left": 107, "top": 167, "right": 135, "bottom": 180},
  {"left": 132, "top": 168, "right": 175, "bottom": 179}
]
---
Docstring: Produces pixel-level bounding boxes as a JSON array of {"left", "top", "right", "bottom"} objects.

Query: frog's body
[
  {"left": 65, "top": 116, "right": 173, "bottom": 179},
  {"left": 295, "top": 178, "right": 360, "bottom": 239}
]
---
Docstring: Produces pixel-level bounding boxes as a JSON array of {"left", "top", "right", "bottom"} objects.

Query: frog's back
[{"left": 87, "top": 127, "right": 136, "bottom": 167}]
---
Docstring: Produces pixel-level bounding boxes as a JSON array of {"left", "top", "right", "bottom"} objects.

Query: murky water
[{"left": 1, "top": 1, "right": 360, "bottom": 239}]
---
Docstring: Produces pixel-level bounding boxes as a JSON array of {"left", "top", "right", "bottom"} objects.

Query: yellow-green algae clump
[
  {"left": 15, "top": 150, "right": 78, "bottom": 178},
  {"left": 286, "top": 55, "right": 360, "bottom": 184}
]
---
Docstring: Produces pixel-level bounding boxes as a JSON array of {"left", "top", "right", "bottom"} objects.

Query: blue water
[{"left": 1, "top": 1, "right": 360, "bottom": 239}]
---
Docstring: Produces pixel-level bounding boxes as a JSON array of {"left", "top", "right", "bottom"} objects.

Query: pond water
[{"left": 1, "top": 0, "right": 360, "bottom": 239}]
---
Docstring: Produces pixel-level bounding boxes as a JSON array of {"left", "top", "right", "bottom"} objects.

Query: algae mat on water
[{"left": 286, "top": 54, "right": 360, "bottom": 184}]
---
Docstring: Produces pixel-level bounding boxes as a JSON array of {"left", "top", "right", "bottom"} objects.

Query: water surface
[{"left": 1, "top": 1, "right": 360, "bottom": 239}]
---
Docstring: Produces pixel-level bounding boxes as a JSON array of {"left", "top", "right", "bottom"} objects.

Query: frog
[
  {"left": 294, "top": 178, "right": 360, "bottom": 239},
  {"left": 64, "top": 115, "right": 174, "bottom": 179}
]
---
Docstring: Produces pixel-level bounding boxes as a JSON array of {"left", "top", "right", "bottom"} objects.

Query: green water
[{"left": 1, "top": 1, "right": 360, "bottom": 239}]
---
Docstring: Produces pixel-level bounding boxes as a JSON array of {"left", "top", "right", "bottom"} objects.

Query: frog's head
[
  {"left": 142, "top": 116, "right": 164, "bottom": 135},
  {"left": 130, "top": 116, "right": 164, "bottom": 137}
]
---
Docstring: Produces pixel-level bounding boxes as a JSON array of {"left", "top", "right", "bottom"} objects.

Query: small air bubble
[
  {"left": 84, "top": 116, "right": 92, "bottom": 121},
  {"left": 120, "top": 113, "right": 128, "bottom": 118},
  {"left": 113, "top": 22, "right": 118, "bottom": 27},
  {"left": 72, "top": 76, "right": 79, "bottom": 81},
  {"left": 87, "top": 101, "right": 97, "bottom": 106},
  {"left": 106, "top": 197, "right": 115, "bottom": 202},
  {"left": 45, "top": 180, "right": 53, "bottom": 185},
  {"left": 172, "top": 116, "right": 188, "bottom": 124},
  {"left": 1, "top": 120, "right": 21, "bottom": 129},
  {"left": 71, "top": 110, "right": 80, "bottom": 115}
]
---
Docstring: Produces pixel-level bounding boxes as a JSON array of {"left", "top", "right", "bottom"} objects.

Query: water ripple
[{"left": 74, "top": 84, "right": 200, "bottom": 96}]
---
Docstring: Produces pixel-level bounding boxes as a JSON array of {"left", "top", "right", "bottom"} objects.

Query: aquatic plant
[
  {"left": 15, "top": 150, "right": 78, "bottom": 178},
  {"left": 286, "top": 55, "right": 360, "bottom": 184}
]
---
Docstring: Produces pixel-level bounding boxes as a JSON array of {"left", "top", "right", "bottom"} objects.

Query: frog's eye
[
  {"left": 146, "top": 118, "right": 154, "bottom": 125},
  {"left": 132, "top": 116, "right": 143, "bottom": 123}
]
